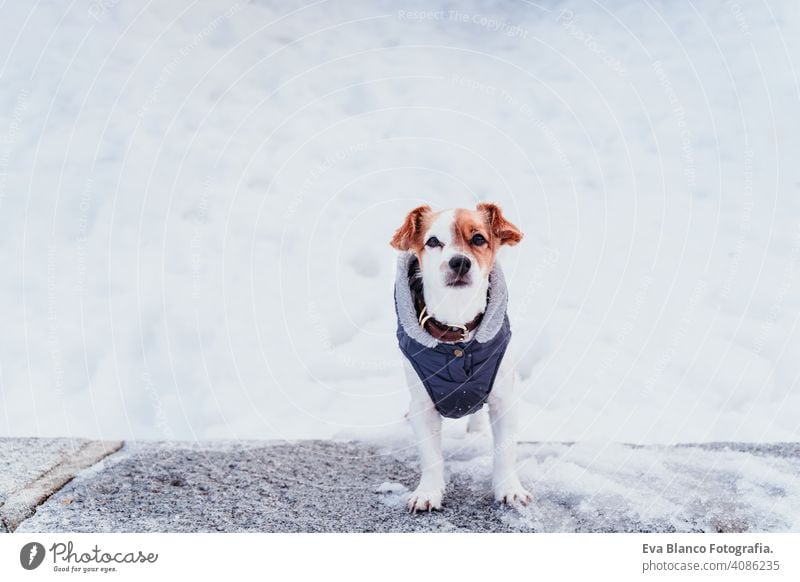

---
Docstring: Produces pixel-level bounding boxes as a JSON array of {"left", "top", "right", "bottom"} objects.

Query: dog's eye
[
  {"left": 425, "top": 236, "right": 441, "bottom": 248},
  {"left": 471, "top": 234, "right": 487, "bottom": 246}
]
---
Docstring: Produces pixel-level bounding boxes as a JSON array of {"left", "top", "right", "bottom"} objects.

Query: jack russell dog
[{"left": 391, "top": 203, "right": 531, "bottom": 512}]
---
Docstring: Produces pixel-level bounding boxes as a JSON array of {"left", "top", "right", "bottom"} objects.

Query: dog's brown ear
[
  {"left": 477, "top": 202, "right": 523, "bottom": 246},
  {"left": 390, "top": 205, "right": 432, "bottom": 250}
]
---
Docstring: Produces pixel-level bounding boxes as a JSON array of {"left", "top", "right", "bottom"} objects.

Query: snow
[
  {"left": 505, "top": 441, "right": 800, "bottom": 532},
  {"left": 1, "top": 1, "right": 799, "bottom": 444},
  {"left": 379, "top": 433, "right": 800, "bottom": 531},
  {"left": 375, "top": 481, "right": 407, "bottom": 494}
]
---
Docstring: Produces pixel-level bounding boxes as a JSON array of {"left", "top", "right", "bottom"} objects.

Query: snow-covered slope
[{"left": 1, "top": 1, "right": 798, "bottom": 443}]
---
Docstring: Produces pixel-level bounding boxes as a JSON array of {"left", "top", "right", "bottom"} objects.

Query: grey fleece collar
[{"left": 394, "top": 251, "right": 509, "bottom": 348}]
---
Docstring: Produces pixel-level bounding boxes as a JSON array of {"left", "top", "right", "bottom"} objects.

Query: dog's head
[{"left": 390, "top": 203, "right": 522, "bottom": 322}]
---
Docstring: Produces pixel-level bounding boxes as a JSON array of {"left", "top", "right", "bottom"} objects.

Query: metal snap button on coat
[{"left": 453, "top": 349, "right": 464, "bottom": 357}]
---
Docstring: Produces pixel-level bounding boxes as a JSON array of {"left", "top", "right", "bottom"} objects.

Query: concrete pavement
[{"left": 2, "top": 438, "right": 798, "bottom": 532}]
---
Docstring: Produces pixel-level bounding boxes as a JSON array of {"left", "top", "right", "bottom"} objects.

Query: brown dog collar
[{"left": 417, "top": 304, "right": 484, "bottom": 342}]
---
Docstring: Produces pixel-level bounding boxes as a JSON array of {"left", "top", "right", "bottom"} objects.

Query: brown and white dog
[{"left": 391, "top": 203, "right": 532, "bottom": 512}]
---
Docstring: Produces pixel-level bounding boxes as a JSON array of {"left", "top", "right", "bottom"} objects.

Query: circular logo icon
[{"left": 20, "top": 542, "right": 46, "bottom": 570}]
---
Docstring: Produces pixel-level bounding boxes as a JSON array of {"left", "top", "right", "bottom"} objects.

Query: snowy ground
[
  {"left": 1, "top": 1, "right": 799, "bottom": 445},
  {"left": 9, "top": 437, "right": 800, "bottom": 532}
]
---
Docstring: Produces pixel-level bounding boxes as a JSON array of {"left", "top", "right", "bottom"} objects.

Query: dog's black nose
[{"left": 449, "top": 255, "right": 471, "bottom": 274}]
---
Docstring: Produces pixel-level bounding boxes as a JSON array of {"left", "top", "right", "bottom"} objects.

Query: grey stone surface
[
  {"left": 0, "top": 438, "right": 87, "bottom": 505},
  {"left": 8, "top": 439, "right": 800, "bottom": 533},
  {"left": 0, "top": 440, "right": 122, "bottom": 531},
  {"left": 18, "top": 440, "right": 500, "bottom": 533}
]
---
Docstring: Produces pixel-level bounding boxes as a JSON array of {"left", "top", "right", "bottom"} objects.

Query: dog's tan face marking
[
  {"left": 453, "top": 208, "right": 495, "bottom": 273},
  {"left": 390, "top": 203, "right": 522, "bottom": 274},
  {"left": 451, "top": 204, "right": 523, "bottom": 274}
]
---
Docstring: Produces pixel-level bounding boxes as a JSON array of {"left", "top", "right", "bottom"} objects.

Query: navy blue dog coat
[{"left": 394, "top": 254, "right": 512, "bottom": 419}]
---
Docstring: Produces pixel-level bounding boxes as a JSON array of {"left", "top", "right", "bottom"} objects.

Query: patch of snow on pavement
[{"left": 442, "top": 438, "right": 800, "bottom": 532}]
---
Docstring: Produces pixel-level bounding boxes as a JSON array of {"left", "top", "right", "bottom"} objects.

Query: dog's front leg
[
  {"left": 405, "top": 365, "right": 445, "bottom": 512},
  {"left": 488, "top": 360, "right": 532, "bottom": 506}
]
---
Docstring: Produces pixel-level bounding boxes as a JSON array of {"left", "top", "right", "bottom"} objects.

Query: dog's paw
[
  {"left": 407, "top": 488, "right": 444, "bottom": 513},
  {"left": 494, "top": 480, "right": 532, "bottom": 507}
]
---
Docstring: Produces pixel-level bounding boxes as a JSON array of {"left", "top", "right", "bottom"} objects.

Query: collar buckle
[{"left": 450, "top": 324, "right": 469, "bottom": 342}]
